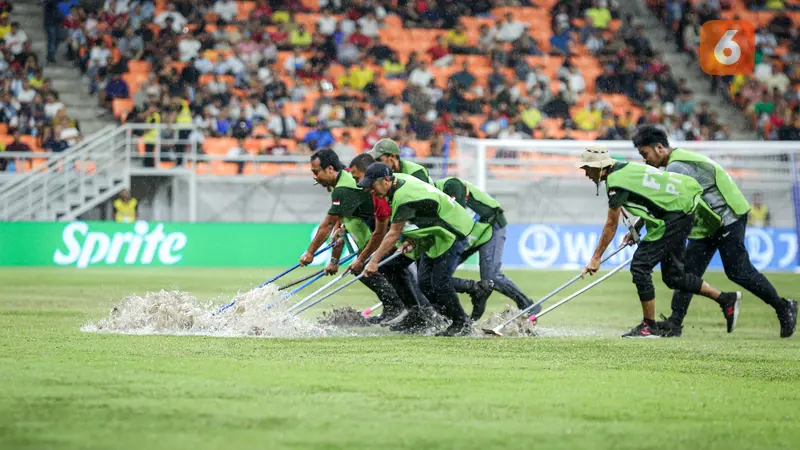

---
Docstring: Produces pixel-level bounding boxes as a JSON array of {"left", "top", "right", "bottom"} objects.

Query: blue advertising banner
[{"left": 503, "top": 224, "right": 799, "bottom": 272}]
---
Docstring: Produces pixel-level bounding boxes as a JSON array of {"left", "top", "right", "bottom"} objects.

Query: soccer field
[{"left": 1, "top": 267, "right": 799, "bottom": 450}]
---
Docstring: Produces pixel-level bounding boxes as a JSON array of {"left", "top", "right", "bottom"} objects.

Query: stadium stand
[
  {"left": 650, "top": 0, "right": 800, "bottom": 140},
  {"left": 5, "top": 0, "right": 794, "bottom": 177},
  {"left": 0, "top": 0, "right": 84, "bottom": 173}
]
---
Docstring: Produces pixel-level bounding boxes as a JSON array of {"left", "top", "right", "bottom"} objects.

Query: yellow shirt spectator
[
  {"left": 766, "top": 0, "right": 784, "bottom": 9},
  {"left": 0, "top": 24, "right": 10, "bottom": 39},
  {"left": 520, "top": 107, "right": 542, "bottom": 129},
  {"left": 586, "top": 7, "right": 612, "bottom": 29},
  {"left": 272, "top": 11, "right": 290, "bottom": 24},
  {"left": 575, "top": 108, "right": 602, "bottom": 130},
  {"left": 349, "top": 66, "right": 375, "bottom": 90},
  {"left": 290, "top": 29, "right": 312, "bottom": 47},
  {"left": 29, "top": 75, "right": 45, "bottom": 89},
  {"left": 383, "top": 60, "right": 406, "bottom": 76},
  {"left": 446, "top": 29, "right": 468, "bottom": 47},
  {"left": 730, "top": 74, "right": 747, "bottom": 96}
]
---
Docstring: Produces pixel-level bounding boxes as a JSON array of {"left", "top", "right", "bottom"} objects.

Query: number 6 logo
[{"left": 699, "top": 20, "right": 755, "bottom": 76}]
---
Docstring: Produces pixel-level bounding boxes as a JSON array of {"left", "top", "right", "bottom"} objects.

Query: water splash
[{"left": 81, "top": 287, "right": 347, "bottom": 338}]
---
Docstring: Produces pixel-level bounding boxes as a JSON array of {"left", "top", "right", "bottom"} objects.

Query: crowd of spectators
[
  {"left": 24, "top": 0, "right": 781, "bottom": 174},
  {"left": 0, "top": 1, "right": 84, "bottom": 172},
  {"left": 652, "top": 0, "right": 799, "bottom": 140}
]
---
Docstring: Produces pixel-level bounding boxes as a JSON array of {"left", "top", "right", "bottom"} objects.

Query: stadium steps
[
  {"left": 623, "top": 0, "right": 756, "bottom": 139},
  {"left": 11, "top": 0, "right": 116, "bottom": 135}
]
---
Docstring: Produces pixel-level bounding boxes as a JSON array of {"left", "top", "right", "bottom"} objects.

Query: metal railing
[{"left": 0, "top": 125, "right": 129, "bottom": 221}]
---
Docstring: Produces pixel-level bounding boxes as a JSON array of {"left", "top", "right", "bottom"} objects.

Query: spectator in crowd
[{"left": 749, "top": 192, "right": 771, "bottom": 228}]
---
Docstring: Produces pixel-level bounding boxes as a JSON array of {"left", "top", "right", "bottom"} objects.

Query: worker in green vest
[
  {"left": 299, "top": 149, "right": 409, "bottom": 324},
  {"left": 368, "top": 138, "right": 432, "bottom": 184},
  {"left": 633, "top": 125, "right": 796, "bottom": 338},
  {"left": 359, "top": 162, "right": 475, "bottom": 336},
  {"left": 578, "top": 146, "right": 741, "bottom": 338},
  {"left": 434, "top": 176, "right": 538, "bottom": 320}
]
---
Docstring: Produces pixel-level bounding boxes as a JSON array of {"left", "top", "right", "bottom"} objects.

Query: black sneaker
[
  {"left": 720, "top": 291, "right": 742, "bottom": 333},
  {"left": 389, "top": 307, "right": 432, "bottom": 334},
  {"left": 367, "top": 305, "right": 405, "bottom": 325},
  {"left": 656, "top": 314, "right": 683, "bottom": 338},
  {"left": 778, "top": 299, "right": 798, "bottom": 339},
  {"left": 469, "top": 280, "right": 494, "bottom": 321},
  {"left": 621, "top": 321, "right": 660, "bottom": 338},
  {"left": 435, "top": 320, "right": 473, "bottom": 337}
]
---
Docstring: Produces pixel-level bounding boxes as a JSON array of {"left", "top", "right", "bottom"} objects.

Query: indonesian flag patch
[
  {"left": 332, "top": 200, "right": 341, "bottom": 206},
  {"left": 608, "top": 189, "right": 616, "bottom": 196}
]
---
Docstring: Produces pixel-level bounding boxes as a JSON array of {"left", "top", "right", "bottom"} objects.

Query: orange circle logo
[{"left": 699, "top": 20, "right": 755, "bottom": 76}]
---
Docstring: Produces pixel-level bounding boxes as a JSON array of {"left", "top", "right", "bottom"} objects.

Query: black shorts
[{"left": 630, "top": 213, "right": 703, "bottom": 301}]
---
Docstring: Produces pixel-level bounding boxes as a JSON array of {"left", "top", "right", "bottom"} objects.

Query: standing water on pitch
[{"left": 81, "top": 286, "right": 364, "bottom": 338}]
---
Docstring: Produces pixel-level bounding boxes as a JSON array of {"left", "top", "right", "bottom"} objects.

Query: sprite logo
[{"left": 53, "top": 221, "right": 187, "bottom": 268}]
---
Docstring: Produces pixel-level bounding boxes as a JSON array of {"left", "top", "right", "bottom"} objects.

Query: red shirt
[
  {"left": 373, "top": 196, "right": 391, "bottom": 221},
  {"left": 349, "top": 33, "right": 372, "bottom": 48},
  {"left": 427, "top": 45, "right": 449, "bottom": 61}
]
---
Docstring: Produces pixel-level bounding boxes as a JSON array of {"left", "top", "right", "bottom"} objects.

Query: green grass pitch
[{"left": 1, "top": 267, "right": 799, "bottom": 450}]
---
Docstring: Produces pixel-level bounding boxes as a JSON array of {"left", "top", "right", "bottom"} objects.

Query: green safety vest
[
  {"left": 668, "top": 148, "right": 751, "bottom": 216},
  {"left": 391, "top": 173, "right": 475, "bottom": 258},
  {"left": 606, "top": 162, "right": 721, "bottom": 241},
  {"left": 333, "top": 170, "right": 373, "bottom": 250},
  {"left": 434, "top": 177, "right": 506, "bottom": 226},
  {"left": 400, "top": 160, "right": 432, "bottom": 184}
]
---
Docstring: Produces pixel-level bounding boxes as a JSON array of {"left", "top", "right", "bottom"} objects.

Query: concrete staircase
[
  {"left": 622, "top": 0, "right": 756, "bottom": 139},
  {"left": 12, "top": 0, "right": 116, "bottom": 135}
]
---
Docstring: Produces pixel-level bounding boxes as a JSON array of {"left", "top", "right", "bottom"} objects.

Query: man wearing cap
[
  {"left": 299, "top": 149, "right": 407, "bottom": 325},
  {"left": 360, "top": 162, "right": 476, "bottom": 336},
  {"left": 577, "top": 146, "right": 741, "bottom": 338},
  {"left": 632, "top": 125, "right": 797, "bottom": 338},
  {"left": 347, "top": 153, "right": 432, "bottom": 325},
  {"left": 434, "top": 176, "right": 539, "bottom": 320},
  {"left": 368, "top": 138, "right": 432, "bottom": 184}
]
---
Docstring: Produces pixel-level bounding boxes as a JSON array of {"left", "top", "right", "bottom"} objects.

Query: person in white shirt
[
  {"left": 267, "top": 107, "right": 297, "bottom": 138},
  {"left": 244, "top": 97, "right": 270, "bottom": 122},
  {"left": 44, "top": 93, "right": 65, "bottom": 119},
  {"left": 214, "top": 0, "right": 239, "bottom": 23},
  {"left": 566, "top": 66, "right": 585, "bottom": 94},
  {"left": 333, "top": 131, "right": 357, "bottom": 163},
  {"left": 283, "top": 48, "right": 306, "bottom": 74},
  {"left": 318, "top": 11, "right": 338, "bottom": 35},
  {"left": 408, "top": 62, "right": 434, "bottom": 88},
  {"left": 154, "top": 4, "right": 187, "bottom": 32},
  {"left": 104, "top": 0, "right": 130, "bottom": 15},
  {"left": 208, "top": 75, "right": 228, "bottom": 95},
  {"left": 339, "top": 17, "right": 356, "bottom": 35},
  {"left": 4, "top": 22, "right": 29, "bottom": 56},
  {"left": 89, "top": 40, "right": 111, "bottom": 70},
  {"left": 178, "top": 35, "right": 202, "bottom": 62},
  {"left": 497, "top": 13, "right": 524, "bottom": 43},
  {"left": 357, "top": 12, "right": 381, "bottom": 38},
  {"left": 216, "top": 53, "right": 245, "bottom": 76},
  {"left": 16, "top": 80, "right": 36, "bottom": 104},
  {"left": 383, "top": 96, "right": 404, "bottom": 127}
]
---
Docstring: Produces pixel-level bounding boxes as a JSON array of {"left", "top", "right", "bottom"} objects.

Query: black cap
[{"left": 357, "top": 162, "right": 393, "bottom": 188}]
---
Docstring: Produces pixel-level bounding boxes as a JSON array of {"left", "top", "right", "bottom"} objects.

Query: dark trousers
[
  {"left": 418, "top": 238, "right": 470, "bottom": 323},
  {"left": 359, "top": 272, "right": 405, "bottom": 312},
  {"left": 670, "top": 214, "right": 785, "bottom": 323},
  {"left": 630, "top": 213, "right": 704, "bottom": 302},
  {"left": 378, "top": 254, "right": 423, "bottom": 310},
  {"left": 45, "top": 24, "right": 60, "bottom": 61},
  {"left": 453, "top": 224, "right": 530, "bottom": 308}
]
